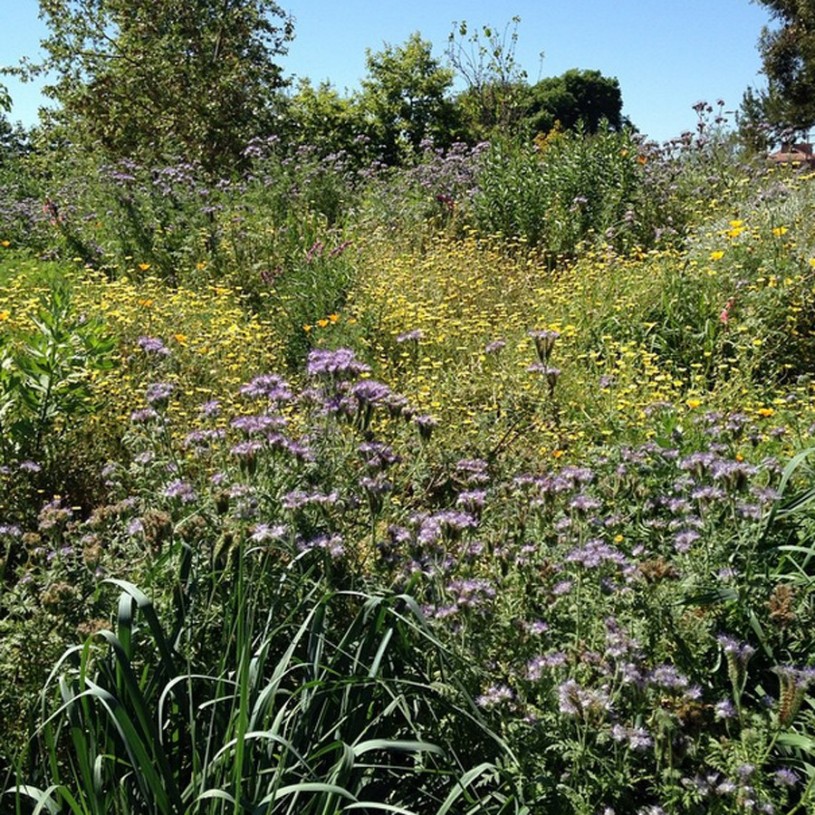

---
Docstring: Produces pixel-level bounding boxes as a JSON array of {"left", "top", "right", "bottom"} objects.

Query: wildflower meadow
[{"left": 2, "top": 101, "right": 815, "bottom": 815}]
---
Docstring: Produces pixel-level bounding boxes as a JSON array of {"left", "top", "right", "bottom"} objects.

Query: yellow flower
[
  {"left": 0, "top": 310, "right": 10, "bottom": 320},
  {"left": 757, "top": 407, "right": 775, "bottom": 417},
  {"left": 316, "top": 318, "right": 329, "bottom": 328},
  {"left": 138, "top": 262, "right": 151, "bottom": 271},
  {"left": 772, "top": 226, "right": 788, "bottom": 237},
  {"left": 328, "top": 313, "right": 339, "bottom": 323},
  {"left": 303, "top": 324, "right": 312, "bottom": 333},
  {"left": 686, "top": 398, "right": 702, "bottom": 409},
  {"left": 0, "top": 240, "right": 10, "bottom": 248},
  {"left": 709, "top": 250, "right": 725, "bottom": 261},
  {"left": 174, "top": 333, "right": 187, "bottom": 345},
  {"left": 551, "top": 449, "right": 565, "bottom": 459}
]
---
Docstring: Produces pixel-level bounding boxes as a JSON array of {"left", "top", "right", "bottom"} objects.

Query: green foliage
[
  {"left": 359, "top": 33, "right": 460, "bottom": 164},
  {"left": 520, "top": 69, "right": 624, "bottom": 135},
  {"left": 0, "top": 283, "right": 115, "bottom": 470},
  {"left": 753, "top": 0, "right": 815, "bottom": 133},
  {"left": 471, "top": 129, "right": 645, "bottom": 256},
  {"left": 26, "top": 0, "right": 293, "bottom": 174},
  {"left": 446, "top": 17, "right": 531, "bottom": 140}
]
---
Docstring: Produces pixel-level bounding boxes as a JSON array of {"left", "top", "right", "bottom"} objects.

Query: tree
[
  {"left": 21, "top": 0, "right": 293, "bottom": 173},
  {"left": 753, "top": 0, "right": 815, "bottom": 134},
  {"left": 359, "top": 33, "right": 459, "bottom": 164},
  {"left": 446, "top": 17, "right": 533, "bottom": 139},
  {"left": 284, "top": 79, "right": 371, "bottom": 164},
  {"left": 520, "top": 69, "right": 623, "bottom": 136}
]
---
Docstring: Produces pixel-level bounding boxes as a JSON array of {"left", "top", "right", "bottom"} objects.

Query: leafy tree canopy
[
  {"left": 20, "top": 0, "right": 293, "bottom": 173},
  {"left": 752, "top": 0, "right": 815, "bottom": 134},
  {"left": 520, "top": 69, "right": 623, "bottom": 136},
  {"left": 359, "top": 32, "right": 460, "bottom": 164}
]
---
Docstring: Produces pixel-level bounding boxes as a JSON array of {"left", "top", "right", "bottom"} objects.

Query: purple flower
[
  {"left": 350, "top": 380, "right": 392, "bottom": 404},
  {"left": 231, "top": 414, "right": 286, "bottom": 435},
  {"left": 306, "top": 347, "right": 370, "bottom": 379},
  {"left": 565, "top": 539, "right": 628, "bottom": 569},
  {"left": 611, "top": 724, "right": 653, "bottom": 751},
  {"left": 281, "top": 489, "right": 339, "bottom": 510},
  {"left": 715, "top": 698, "right": 738, "bottom": 720},
  {"left": 773, "top": 768, "right": 799, "bottom": 788},
  {"left": 557, "top": 679, "right": 611, "bottom": 718},
  {"left": 198, "top": 399, "right": 221, "bottom": 418},
  {"left": 164, "top": 479, "right": 196, "bottom": 503},
  {"left": 358, "top": 441, "right": 400, "bottom": 470},
  {"left": 485, "top": 339, "right": 506, "bottom": 354},
  {"left": 648, "top": 664, "right": 689, "bottom": 690},
  {"left": 674, "top": 528, "right": 701, "bottom": 553},
  {"left": 298, "top": 533, "right": 345, "bottom": 558},
  {"left": 145, "top": 382, "right": 176, "bottom": 407},
  {"left": 239, "top": 374, "right": 293, "bottom": 402},
  {"left": 250, "top": 523, "right": 287, "bottom": 542},
  {"left": 130, "top": 407, "right": 160, "bottom": 423},
  {"left": 137, "top": 336, "right": 170, "bottom": 355},
  {"left": 476, "top": 684, "right": 514, "bottom": 709},
  {"left": 396, "top": 329, "right": 423, "bottom": 343}
]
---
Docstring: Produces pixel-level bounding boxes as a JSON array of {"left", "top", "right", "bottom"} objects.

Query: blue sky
[{"left": 1, "top": 0, "right": 774, "bottom": 143}]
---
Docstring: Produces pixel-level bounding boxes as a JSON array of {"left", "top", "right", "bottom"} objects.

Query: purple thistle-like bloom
[
  {"left": 282, "top": 489, "right": 339, "bottom": 510},
  {"left": 199, "top": 399, "right": 221, "bottom": 418},
  {"left": 674, "top": 528, "right": 701, "bottom": 554},
  {"left": 396, "top": 329, "right": 423, "bottom": 343},
  {"left": 239, "top": 374, "right": 293, "bottom": 402},
  {"left": 131, "top": 407, "right": 160, "bottom": 423},
  {"left": 527, "top": 651, "right": 567, "bottom": 680},
  {"left": 568, "top": 493, "right": 602, "bottom": 515},
  {"left": 773, "top": 768, "right": 799, "bottom": 788},
  {"left": 251, "top": 523, "right": 287, "bottom": 542},
  {"left": 552, "top": 579, "right": 573, "bottom": 596},
  {"left": 137, "top": 335, "right": 170, "bottom": 355},
  {"left": 476, "top": 684, "right": 514, "bottom": 709},
  {"left": 447, "top": 578, "right": 496, "bottom": 609},
  {"left": 715, "top": 698, "right": 738, "bottom": 720},
  {"left": 648, "top": 664, "right": 689, "bottom": 690},
  {"left": 350, "top": 379, "right": 392, "bottom": 404},
  {"left": 231, "top": 414, "right": 287, "bottom": 435},
  {"left": 146, "top": 382, "right": 176, "bottom": 407},
  {"left": 230, "top": 440, "right": 264, "bottom": 458},
  {"left": 0, "top": 524, "right": 22, "bottom": 538},
  {"left": 306, "top": 347, "right": 370, "bottom": 379},
  {"left": 127, "top": 518, "right": 145, "bottom": 536},
  {"left": 456, "top": 458, "right": 490, "bottom": 476},
  {"left": 566, "top": 539, "right": 628, "bottom": 569},
  {"left": 557, "top": 679, "right": 611, "bottom": 718},
  {"left": 717, "top": 635, "right": 756, "bottom": 665},
  {"left": 164, "top": 479, "right": 197, "bottom": 503},
  {"left": 18, "top": 460, "right": 42, "bottom": 473},
  {"left": 358, "top": 441, "right": 401, "bottom": 470},
  {"left": 298, "top": 533, "right": 345, "bottom": 558},
  {"left": 611, "top": 724, "right": 653, "bottom": 751},
  {"left": 485, "top": 339, "right": 506, "bottom": 354},
  {"left": 418, "top": 510, "right": 477, "bottom": 545}
]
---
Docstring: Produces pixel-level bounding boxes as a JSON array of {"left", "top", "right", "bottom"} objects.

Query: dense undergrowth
[{"left": 2, "top": 117, "right": 815, "bottom": 814}]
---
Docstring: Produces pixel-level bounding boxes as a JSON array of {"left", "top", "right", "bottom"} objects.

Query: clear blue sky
[{"left": 1, "top": 0, "right": 774, "bottom": 143}]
